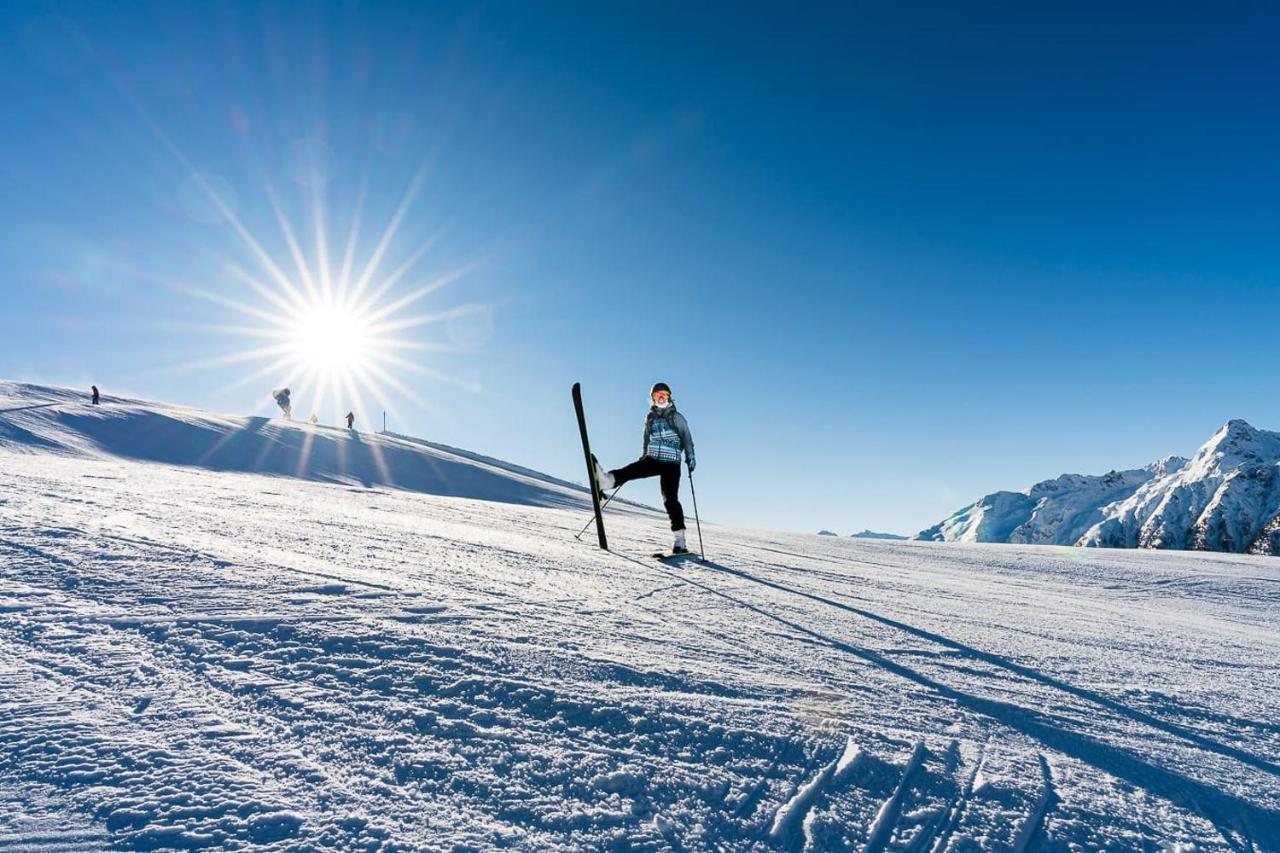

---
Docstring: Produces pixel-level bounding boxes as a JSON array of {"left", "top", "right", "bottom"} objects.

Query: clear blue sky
[{"left": 3, "top": 2, "right": 1278, "bottom": 535}]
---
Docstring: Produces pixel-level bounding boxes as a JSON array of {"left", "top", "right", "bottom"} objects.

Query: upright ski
[{"left": 572, "top": 382, "right": 608, "bottom": 550}]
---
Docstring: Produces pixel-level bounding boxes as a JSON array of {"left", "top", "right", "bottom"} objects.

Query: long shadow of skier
[
  {"left": 0, "top": 402, "right": 61, "bottom": 414},
  {"left": 704, "top": 558, "right": 1280, "bottom": 780},
  {"left": 343, "top": 429, "right": 377, "bottom": 489},
  {"left": 621, "top": 552, "right": 1280, "bottom": 847}
]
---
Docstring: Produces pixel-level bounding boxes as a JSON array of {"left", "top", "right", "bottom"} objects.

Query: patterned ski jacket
[{"left": 643, "top": 404, "right": 695, "bottom": 467}]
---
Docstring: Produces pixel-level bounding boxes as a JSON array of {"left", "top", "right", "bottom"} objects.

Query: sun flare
[
  {"left": 291, "top": 303, "right": 372, "bottom": 373},
  {"left": 172, "top": 165, "right": 483, "bottom": 427}
]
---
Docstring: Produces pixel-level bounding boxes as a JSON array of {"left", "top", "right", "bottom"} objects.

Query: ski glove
[{"left": 686, "top": 456, "right": 696, "bottom": 473}]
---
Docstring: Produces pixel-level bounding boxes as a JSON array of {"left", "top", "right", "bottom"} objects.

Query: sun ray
[
  {"left": 359, "top": 263, "right": 477, "bottom": 325},
  {"left": 296, "top": 422, "right": 316, "bottom": 477},
  {"left": 213, "top": 354, "right": 303, "bottom": 398},
  {"left": 165, "top": 323, "right": 298, "bottom": 340},
  {"left": 337, "top": 180, "right": 368, "bottom": 305},
  {"left": 103, "top": 69, "right": 327, "bottom": 320},
  {"left": 311, "top": 181, "right": 333, "bottom": 307},
  {"left": 347, "top": 166, "right": 429, "bottom": 306},
  {"left": 265, "top": 181, "right": 321, "bottom": 304},
  {"left": 362, "top": 369, "right": 436, "bottom": 434},
  {"left": 362, "top": 360, "right": 426, "bottom": 408},
  {"left": 293, "top": 364, "right": 322, "bottom": 477},
  {"left": 165, "top": 342, "right": 297, "bottom": 373},
  {"left": 352, "top": 229, "right": 446, "bottom": 313},
  {"left": 311, "top": 366, "right": 330, "bottom": 425},
  {"left": 222, "top": 260, "right": 310, "bottom": 318},
  {"left": 374, "top": 350, "right": 480, "bottom": 392},
  {"left": 365, "top": 303, "right": 486, "bottom": 337},
  {"left": 338, "top": 369, "right": 368, "bottom": 429},
  {"left": 363, "top": 338, "right": 456, "bottom": 353},
  {"left": 171, "top": 282, "right": 296, "bottom": 327}
]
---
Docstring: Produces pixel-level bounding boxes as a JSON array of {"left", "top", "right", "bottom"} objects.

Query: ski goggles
[{"left": 651, "top": 390, "right": 671, "bottom": 403}]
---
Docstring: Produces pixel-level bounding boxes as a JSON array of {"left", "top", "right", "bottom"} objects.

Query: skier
[
  {"left": 594, "top": 382, "right": 696, "bottom": 554},
  {"left": 309, "top": 413, "right": 318, "bottom": 425},
  {"left": 272, "top": 388, "right": 292, "bottom": 419},
  {"left": 345, "top": 411, "right": 354, "bottom": 430},
  {"left": 90, "top": 385, "right": 99, "bottom": 405}
]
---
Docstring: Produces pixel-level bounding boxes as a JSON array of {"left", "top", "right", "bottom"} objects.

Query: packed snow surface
[
  {"left": 2, "top": 382, "right": 1279, "bottom": 850},
  {"left": 918, "top": 420, "right": 1280, "bottom": 556}
]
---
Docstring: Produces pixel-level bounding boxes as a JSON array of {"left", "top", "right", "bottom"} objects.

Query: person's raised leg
[{"left": 608, "top": 456, "right": 661, "bottom": 489}]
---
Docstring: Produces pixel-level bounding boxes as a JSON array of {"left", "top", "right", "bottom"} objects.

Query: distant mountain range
[
  {"left": 916, "top": 420, "right": 1280, "bottom": 556},
  {"left": 816, "top": 529, "right": 908, "bottom": 539}
]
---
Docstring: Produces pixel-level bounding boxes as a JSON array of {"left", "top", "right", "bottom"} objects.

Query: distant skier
[
  {"left": 272, "top": 388, "right": 292, "bottom": 419},
  {"left": 309, "top": 413, "right": 318, "bottom": 425},
  {"left": 90, "top": 385, "right": 99, "bottom": 405},
  {"left": 345, "top": 411, "right": 354, "bottom": 430},
  {"left": 594, "top": 382, "right": 696, "bottom": 554}
]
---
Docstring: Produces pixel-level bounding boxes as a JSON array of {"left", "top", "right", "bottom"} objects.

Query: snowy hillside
[
  {"left": 918, "top": 420, "right": 1280, "bottom": 556},
  {"left": 0, "top": 382, "right": 591, "bottom": 510},
  {"left": 2, "top": 383, "right": 1279, "bottom": 850}
]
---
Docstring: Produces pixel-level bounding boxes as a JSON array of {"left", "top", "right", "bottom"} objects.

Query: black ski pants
[{"left": 611, "top": 457, "right": 685, "bottom": 531}]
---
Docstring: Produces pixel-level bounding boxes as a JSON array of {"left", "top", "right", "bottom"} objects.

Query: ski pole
[
  {"left": 687, "top": 462, "right": 706, "bottom": 561},
  {"left": 574, "top": 484, "right": 624, "bottom": 540}
]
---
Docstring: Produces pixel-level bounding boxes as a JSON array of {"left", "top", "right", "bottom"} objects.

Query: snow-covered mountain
[
  {"left": 3, "top": 382, "right": 1279, "bottom": 849},
  {"left": 917, "top": 419, "right": 1280, "bottom": 555}
]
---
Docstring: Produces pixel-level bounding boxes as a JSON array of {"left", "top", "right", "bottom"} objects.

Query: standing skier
[
  {"left": 345, "top": 411, "right": 355, "bottom": 430},
  {"left": 272, "top": 388, "right": 292, "bottom": 419},
  {"left": 90, "top": 385, "right": 99, "bottom": 405},
  {"left": 595, "top": 382, "right": 696, "bottom": 554}
]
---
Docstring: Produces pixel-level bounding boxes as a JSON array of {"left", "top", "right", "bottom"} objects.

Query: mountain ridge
[{"left": 917, "top": 420, "right": 1280, "bottom": 555}]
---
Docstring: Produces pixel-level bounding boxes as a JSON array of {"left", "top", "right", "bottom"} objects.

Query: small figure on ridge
[{"left": 272, "top": 388, "right": 292, "bottom": 419}]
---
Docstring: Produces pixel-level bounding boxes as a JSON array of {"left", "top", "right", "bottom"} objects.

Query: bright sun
[
  {"left": 291, "top": 304, "right": 371, "bottom": 372},
  {"left": 175, "top": 165, "right": 481, "bottom": 424}
]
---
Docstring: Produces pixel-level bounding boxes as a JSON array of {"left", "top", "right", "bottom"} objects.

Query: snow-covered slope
[
  {"left": 3, "top": 383, "right": 1279, "bottom": 849},
  {"left": 919, "top": 420, "right": 1280, "bottom": 556},
  {"left": 0, "top": 381, "right": 591, "bottom": 510}
]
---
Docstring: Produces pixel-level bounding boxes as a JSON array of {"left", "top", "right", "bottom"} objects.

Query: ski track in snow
[
  {"left": 863, "top": 740, "right": 926, "bottom": 852},
  {"left": 2, "top": 385, "right": 1280, "bottom": 850}
]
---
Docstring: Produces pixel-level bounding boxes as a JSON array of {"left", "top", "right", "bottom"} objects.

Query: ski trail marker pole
[{"left": 688, "top": 462, "right": 706, "bottom": 561}]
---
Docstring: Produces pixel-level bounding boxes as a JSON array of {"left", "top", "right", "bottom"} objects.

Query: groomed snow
[{"left": 2, "top": 383, "right": 1278, "bottom": 850}]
